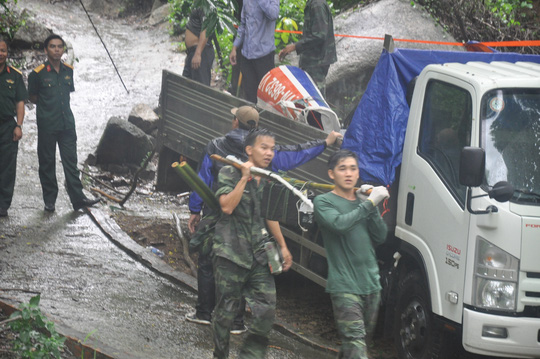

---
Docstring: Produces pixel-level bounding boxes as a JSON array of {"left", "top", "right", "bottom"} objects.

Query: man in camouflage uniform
[
  {"left": 278, "top": 0, "right": 337, "bottom": 95},
  {"left": 313, "top": 150, "right": 389, "bottom": 358},
  {"left": 212, "top": 128, "right": 293, "bottom": 359},
  {"left": 0, "top": 38, "right": 27, "bottom": 217}
]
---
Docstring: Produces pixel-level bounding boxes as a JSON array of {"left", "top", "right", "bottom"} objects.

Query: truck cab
[{"left": 395, "top": 61, "right": 540, "bottom": 358}]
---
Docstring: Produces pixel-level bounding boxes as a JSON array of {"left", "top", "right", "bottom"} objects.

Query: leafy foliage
[
  {"left": 275, "top": 17, "right": 299, "bottom": 48},
  {"left": 168, "top": 0, "right": 238, "bottom": 37},
  {"left": 195, "top": 0, "right": 238, "bottom": 36},
  {"left": 0, "top": 0, "right": 27, "bottom": 40},
  {"left": 484, "top": 0, "right": 534, "bottom": 26},
  {"left": 414, "top": 0, "right": 539, "bottom": 54},
  {"left": 8, "top": 295, "right": 66, "bottom": 359}
]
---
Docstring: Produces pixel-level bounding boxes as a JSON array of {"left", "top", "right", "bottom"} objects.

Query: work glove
[
  {"left": 367, "top": 186, "right": 390, "bottom": 206},
  {"left": 356, "top": 184, "right": 374, "bottom": 201}
]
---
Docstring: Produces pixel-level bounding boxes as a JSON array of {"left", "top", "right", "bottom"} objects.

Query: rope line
[{"left": 275, "top": 29, "right": 540, "bottom": 48}]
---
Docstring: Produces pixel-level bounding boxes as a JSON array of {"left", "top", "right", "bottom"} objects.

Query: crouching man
[
  {"left": 314, "top": 150, "right": 389, "bottom": 358},
  {"left": 211, "top": 128, "right": 292, "bottom": 358}
]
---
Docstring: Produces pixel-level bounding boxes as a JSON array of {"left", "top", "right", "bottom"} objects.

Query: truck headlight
[{"left": 474, "top": 238, "right": 519, "bottom": 311}]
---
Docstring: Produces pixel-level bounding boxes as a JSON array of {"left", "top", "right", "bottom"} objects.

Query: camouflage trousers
[
  {"left": 212, "top": 256, "right": 276, "bottom": 359},
  {"left": 303, "top": 65, "right": 330, "bottom": 96},
  {"left": 330, "top": 291, "right": 381, "bottom": 359}
]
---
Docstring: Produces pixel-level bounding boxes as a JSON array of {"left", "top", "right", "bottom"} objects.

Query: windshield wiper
[{"left": 514, "top": 189, "right": 540, "bottom": 202}]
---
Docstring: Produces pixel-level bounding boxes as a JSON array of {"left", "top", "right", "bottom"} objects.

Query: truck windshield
[{"left": 481, "top": 89, "right": 540, "bottom": 204}]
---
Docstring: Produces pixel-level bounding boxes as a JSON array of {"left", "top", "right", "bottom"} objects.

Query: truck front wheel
[{"left": 394, "top": 270, "right": 442, "bottom": 359}]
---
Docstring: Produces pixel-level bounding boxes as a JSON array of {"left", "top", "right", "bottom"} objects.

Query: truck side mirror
[
  {"left": 488, "top": 181, "right": 514, "bottom": 202},
  {"left": 459, "top": 147, "right": 485, "bottom": 187},
  {"left": 460, "top": 147, "right": 514, "bottom": 214}
]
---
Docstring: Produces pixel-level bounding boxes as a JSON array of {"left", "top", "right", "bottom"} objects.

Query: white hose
[{"left": 225, "top": 155, "right": 314, "bottom": 211}]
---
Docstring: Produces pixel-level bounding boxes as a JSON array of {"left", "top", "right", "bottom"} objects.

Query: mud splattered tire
[{"left": 394, "top": 270, "right": 445, "bottom": 359}]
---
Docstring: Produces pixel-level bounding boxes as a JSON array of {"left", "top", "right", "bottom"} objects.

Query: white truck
[{"left": 363, "top": 46, "right": 540, "bottom": 358}]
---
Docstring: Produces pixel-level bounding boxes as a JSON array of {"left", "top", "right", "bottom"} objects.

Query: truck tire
[{"left": 394, "top": 270, "right": 444, "bottom": 359}]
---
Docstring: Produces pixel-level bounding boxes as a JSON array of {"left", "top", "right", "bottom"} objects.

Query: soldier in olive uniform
[
  {"left": 278, "top": 0, "right": 337, "bottom": 95},
  {"left": 28, "top": 34, "right": 99, "bottom": 212},
  {"left": 212, "top": 128, "right": 293, "bottom": 359},
  {"left": 0, "top": 38, "right": 27, "bottom": 217}
]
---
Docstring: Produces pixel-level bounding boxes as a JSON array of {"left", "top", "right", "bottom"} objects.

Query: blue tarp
[{"left": 343, "top": 48, "right": 540, "bottom": 186}]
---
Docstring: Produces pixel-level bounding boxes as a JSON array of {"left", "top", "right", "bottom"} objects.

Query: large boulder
[
  {"left": 128, "top": 103, "right": 160, "bottom": 134},
  {"left": 94, "top": 117, "right": 155, "bottom": 167},
  {"left": 86, "top": 0, "right": 123, "bottom": 17},
  {"left": 151, "top": 0, "right": 168, "bottom": 13},
  {"left": 11, "top": 10, "right": 52, "bottom": 49},
  {"left": 326, "top": 0, "right": 462, "bottom": 119},
  {"left": 148, "top": 3, "right": 171, "bottom": 26}
]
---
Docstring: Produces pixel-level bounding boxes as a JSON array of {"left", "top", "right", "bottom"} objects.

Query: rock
[
  {"left": 326, "top": 0, "right": 462, "bottom": 118},
  {"left": 11, "top": 10, "right": 52, "bottom": 49},
  {"left": 107, "top": 164, "right": 130, "bottom": 175},
  {"left": 148, "top": 3, "right": 171, "bottom": 26},
  {"left": 139, "top": 168, "right": 156, "bottom": 181},
  {"left": 128, "top": 103, "right": 160, "bottom": 134},
  {"left": 151, "top": 0, "right": 168, "bottom": 13},
  {"left": 86, "top": 153, "right": 97, "bottom": 166},
  {"left": 86, "top": 0, "right": 124, "bottom": 17},
  {"left": 95, "top": 117, "right": 155, "bottom": 167}
]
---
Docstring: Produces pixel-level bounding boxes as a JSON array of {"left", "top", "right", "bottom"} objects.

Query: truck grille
[
  {"left": 520, "top": 272, "right": 540, "bottom": 315},
  {"left": 523, "top": 306, "right": 540, "bottom": 318}
]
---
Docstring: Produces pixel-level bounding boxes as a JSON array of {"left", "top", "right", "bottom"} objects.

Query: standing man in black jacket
[{"left": 279, "top": 0, "right": 337, "bottom": 95}]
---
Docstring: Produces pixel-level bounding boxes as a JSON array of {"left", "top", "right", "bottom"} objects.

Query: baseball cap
[{"left": 231, "top": 106, "right": 259, "bottom": 129}]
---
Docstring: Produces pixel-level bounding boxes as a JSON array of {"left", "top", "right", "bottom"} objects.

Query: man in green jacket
[
  {"left": 0, "top": 38, "right": 27, "bottom": 217},
  {"left": 314, "top": 150, "right": 388, "bottom": 358},
  {"left": 28, "top": 34, "right": 99, "bottom": 212},
  {"left": 278, "top": 0, "right": 337, "bottom": 95}
]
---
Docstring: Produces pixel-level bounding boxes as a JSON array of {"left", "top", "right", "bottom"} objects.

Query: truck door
[{"left": 398, "top": 74, "right": 476, "bottom": 323}]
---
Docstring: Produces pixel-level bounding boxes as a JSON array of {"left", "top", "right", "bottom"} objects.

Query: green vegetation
[
  {"left": 8, "top": 295, "right": 66, "bottom": 359},
  {"left": 484, "top": 0, "right": 534, "bottom": 26},
  {"left": 274, "top": 0, "right": 306, "bottom": 49},
  {"left": 81, "top": 329, "right": 98, "bottom": 359},
  {"left": 168, "top": 0, "right": 237, "bottom": 37},
  {"left": 413, "top": 0, "right": 539, "bottom": 54},
  {"left": 0, "top": 0, "right": 26, "bottom": 40}
]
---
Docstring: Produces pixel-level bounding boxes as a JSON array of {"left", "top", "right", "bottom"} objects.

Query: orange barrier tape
[
  {"left": 275, "top": 29, "right": 540, "bottom": 48},
  {"left": 480, "top": 40, "right": 540, "bottom": 47}
]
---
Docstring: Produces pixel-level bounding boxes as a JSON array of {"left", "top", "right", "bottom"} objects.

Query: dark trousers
[
  {"left": 183, "top": 44, "right": 215, "bottom": 86},
  {"left": 240, "top": 51, "right": 275, "bottom": 104},
  {"left": 196, "top": 252, "right": 246, "bottom": 325},
  {"left": 0, "top": 120, "right": 18, "bottom": 209},
  {"left": 303, "top": 64, "right": 330, "bottom": 97},
  {"left": 37, "top": 128, "right": 86, "bottom": 207},
  {"left": 212, "top": 256, "right": 275, "bottom": 359}
]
